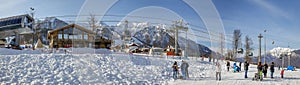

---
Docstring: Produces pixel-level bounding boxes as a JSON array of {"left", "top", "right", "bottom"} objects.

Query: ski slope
[{"left": 0, "top": 48, "right": 300, "bottom": 85}]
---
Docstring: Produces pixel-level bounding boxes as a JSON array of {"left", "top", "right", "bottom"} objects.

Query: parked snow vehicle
[{"left": 287, "top": 66, "right": 295, "bottom": 71}]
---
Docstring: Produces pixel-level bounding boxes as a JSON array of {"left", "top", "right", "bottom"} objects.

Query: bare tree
[
  {"left": 232, "top": 29, "right": 242, "bottom": 60},
  {"left": 245, "top": 35, "right": 253, "bottom": 63},
  {"left": 225, "top": 49, "right": 234, "bottom": 60},
  {"left": 88, "top": 14, "right": 100, "bottom": 34}
]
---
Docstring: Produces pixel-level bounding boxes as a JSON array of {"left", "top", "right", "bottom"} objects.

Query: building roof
[
  {"left": 48, "top": 24, "right": 95, "bottom": 38},
  {"left": 49, "top": 24, "right": 95, "bottom": 34},
  {"left": 0, "top": 14, "right": 34, "bottom": 21},
  {"left": 0, "top": 14, "right": 34, "bottom": 31}
]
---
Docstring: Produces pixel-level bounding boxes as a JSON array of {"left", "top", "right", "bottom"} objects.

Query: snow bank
[
  {"left": 1, "top": 49, "right": 300, "bottom": 84},
  {"left": 0, "top": 48, "right": 43, "bottom": 55},
  {"left": 0, "top": 53, "right": 215, "bottom": 84}
]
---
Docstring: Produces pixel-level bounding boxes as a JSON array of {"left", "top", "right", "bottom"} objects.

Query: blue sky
[
  {"left": 213, "top": 0, "right": 300, "bottom": 51},
  {"left": 1, "top": 0, "right": 300, "bottom": 53}
]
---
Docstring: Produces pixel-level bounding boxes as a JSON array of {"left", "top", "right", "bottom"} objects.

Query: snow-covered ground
[{"left": 1, "top": 48, "right": 300, "bottom": 85}]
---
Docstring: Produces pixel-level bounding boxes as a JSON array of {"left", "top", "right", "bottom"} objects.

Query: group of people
[
  {"left": 172, "top": 60, "right": 189, "bottom": 80},
  {"left": 172, "top": 59, "right": 282, "bottom": 81},
  {"left": 256, "top": 62, "right": 276, "bottom": 79},
  {"left": 225, "top": 60, "right": 278, "bottom": 81}
]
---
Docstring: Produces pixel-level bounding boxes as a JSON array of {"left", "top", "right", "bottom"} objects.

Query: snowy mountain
[
  {"left": 270, "top": 48, "right": 300, "bottom": 68},
  {"left": 177, "top": 37, "right": 212, "bottom": 57},
  {"left": 132, "top": 26, "right": 212, "bottom": 56},
  {"left": 270, "top": 47, "right": 295, "bottom": 58},
  {"left": 96, "top": 22, "right": 212, "bottom": 56},
  {"left": 133, "top": 26, "right": 175, "bottom": 48}
]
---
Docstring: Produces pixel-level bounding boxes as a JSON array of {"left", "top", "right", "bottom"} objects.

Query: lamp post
[
  {"left": 173, "top": 19, "right": 188, "bottom": 58},
  {"left": 288, "top": 46, "right": 291, "bottom": 66},
  {"left": 264, "top": 30, "right": 267, "bottom": 64},
  {"left": 30, "top": 7, "right": 35, "bottom": 50},
  {"left": 258, "top": 34, "right": 263, "bottom": 63},
  {"left": 185, "top": 24, "right": 188, "bottom": 59},
  {"left": 282, "top": 53, "right": 285, "bottom": 69}
]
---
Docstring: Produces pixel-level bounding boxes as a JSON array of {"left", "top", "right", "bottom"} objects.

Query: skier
[
  {"left": 172, "top": 61, "right": 179, "bottom": 79},
  {"left": 180, "top": 60, "right": 189, "bottom": 79},
  {"left": 226, "top": 61, "right": 230, "bottom": 72},
  {"left": 270, "top": 62, "right": 275, "bottom": 78},
  {"left": 244, "top": 61, "right": 249, "bottom": 78},
  {"left": 216, "top": 61, "right": 221, "bottom": 81},
  {"left": 263, "top": 63, "right": 268, "bottom": 78}
]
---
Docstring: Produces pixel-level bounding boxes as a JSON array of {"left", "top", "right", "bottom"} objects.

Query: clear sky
[
  {"left": 1, "top": 0, "right": 300, "bottom": 54},
  {"left": 213, "top": 0, "right": 300, "bottom": 52}
]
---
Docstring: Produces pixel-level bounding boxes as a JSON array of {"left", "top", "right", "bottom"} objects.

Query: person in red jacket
[{"left": 281, "top": 69, "right": 284, "bottom": 78}]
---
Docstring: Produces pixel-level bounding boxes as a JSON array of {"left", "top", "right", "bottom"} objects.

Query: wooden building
[{"left": 47, "top": 24, "right": 111, "bottom": 49}]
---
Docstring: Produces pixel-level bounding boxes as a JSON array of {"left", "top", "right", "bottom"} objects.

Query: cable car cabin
[
  {"left": 237, "top": 48, "right": 244, "bottom": 54},
  {"left": 248, "top": 52, "right": 253, "bottom": 56}
]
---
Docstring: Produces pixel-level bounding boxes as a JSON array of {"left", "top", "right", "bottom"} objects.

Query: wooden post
[
  {"left": 62, "top": 29, "right": 64, "bottom": 48},
  {"left": 55, "top": 32, "right": 58, "bottom": 49},
  {"left": 50, "top": 35, "right": 53, "bottom": 48},
  {"left": 82, "top": 32, "right": 85, "bottom": 47}
]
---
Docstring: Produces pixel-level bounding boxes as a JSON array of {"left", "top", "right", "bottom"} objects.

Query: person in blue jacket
[{"left": 233, "top": 62, "right": 237, "bottom": 72}]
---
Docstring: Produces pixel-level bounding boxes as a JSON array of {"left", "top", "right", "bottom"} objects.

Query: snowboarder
[
  {"left": 226, "top": 61, "right": 230, "bottom": 72},
  {"left": 263, "top": 63, "right": 268, "bottom": 78},
  {"left": 244, "top": 61, "right": 249, "bottom": 78},
  {"left": 270, "top": 62, "right": 275, "bottom": 78},
  {"left": 172, "top": 61, "right": 179, "bottom": 79},
  {"left": 281, "top": 69, "right": 284, "bottom": 78},
  {"left": 180, "top": 60, "right": 189, "bottom": 79},
  {"left": 216, "top": 61, "right": 221, "bottom": 81}
]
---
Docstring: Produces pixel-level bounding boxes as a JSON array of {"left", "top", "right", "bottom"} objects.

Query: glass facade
[
  {"left": 0, "top": 15, "right": 33, "bottom": 30},
  {"left": 0, "top": 18, "right": 22, "bottom": 27}
]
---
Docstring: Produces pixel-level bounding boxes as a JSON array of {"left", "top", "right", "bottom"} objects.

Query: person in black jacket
[
  {"left": 226, "top": 61, "right": 230, "bottom": 72},
  {"left": 244, "top": 61, "right": 249, "bottom": 78},
  {"left": 226, "top": 61, "right": 230, "bottom": 71},
  {"left": 270, "top": 62, "right": 275, "bottom": 78},
  {"left": 263, "top": 63, "right": 268, "bottom": 78},
  {"left": 172, "top": 61, "right": 179, "bottom": 79}
]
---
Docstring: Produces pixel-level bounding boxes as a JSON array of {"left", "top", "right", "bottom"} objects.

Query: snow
[
  {"left": 1, "top": 48, "right": 300, "bottom": 84},
  {"left": 0, "top": 48, "right": 43, "bottom": 55}
]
